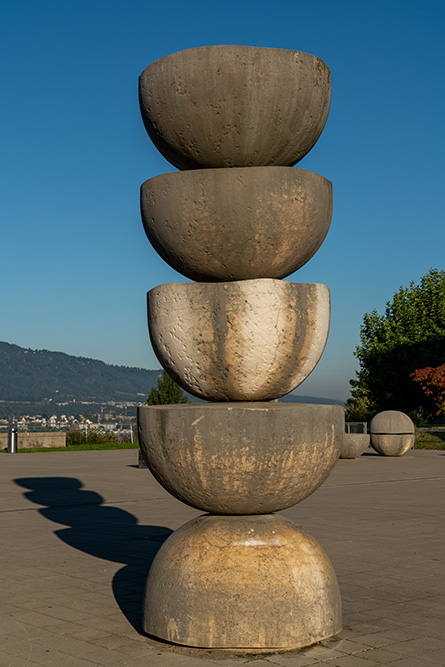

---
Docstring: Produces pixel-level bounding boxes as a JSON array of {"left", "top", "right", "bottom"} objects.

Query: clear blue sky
[{"left": 1, "top": 0, "right": 444, "bottom": 400}]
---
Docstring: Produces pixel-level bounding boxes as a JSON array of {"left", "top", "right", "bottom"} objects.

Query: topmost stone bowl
[{"left": 139, "top": 45, "right": 331, "bottom": 170}]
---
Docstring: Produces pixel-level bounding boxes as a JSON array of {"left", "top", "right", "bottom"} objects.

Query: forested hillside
[
  {"left": 0, "top": 342, "right": 344, "bottom": 421},
  {"left": 0, "top": 342, "right": 160, "bottom": 403}
]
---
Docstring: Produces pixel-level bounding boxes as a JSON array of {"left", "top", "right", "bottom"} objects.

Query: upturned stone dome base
[{"left": 143, "top": 514, "right": 342, "bottom": 649}]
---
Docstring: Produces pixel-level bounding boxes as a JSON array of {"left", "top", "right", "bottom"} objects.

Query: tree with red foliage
[
  {"left": 411, "top": 364, "right": 445, "bottom": 417},
  {"left": 346, "top": 268, "right": 445, "bottom": 421}
]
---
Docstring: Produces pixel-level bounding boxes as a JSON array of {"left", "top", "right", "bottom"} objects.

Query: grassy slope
[{"left": 414, "top": 431, "right": 445, "bottom": 450}]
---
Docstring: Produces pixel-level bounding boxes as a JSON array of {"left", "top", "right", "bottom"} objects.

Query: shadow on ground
[{"left": 14, "top": 477, "right": 172, "bottom": 633}]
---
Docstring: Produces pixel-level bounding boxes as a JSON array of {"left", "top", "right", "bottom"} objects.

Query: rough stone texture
[
  {"left": 138, "top": 402, "right": 344, "bottom": 514},
  {"left": 340, "top": 433, "right": 370, "bottom": 459},
  {"left": 370, "top": 410, "right": 415, "bottom": 457},
  {"left": 141, "top": 167, "right": 332, "bottom": 281},
  {"left": 137, "top": 44, "right": 340, "bottom": 654},
  {"left": 370, "top": 410, "right": 415, "bottom": 435},
  {"left": 143, "top": 513, "right": 342, "bottom": 648},
  {"left": 139, "top": 45, "right": 331, "bottom": 170},
  {"left": 370, "top": 432, "right": 415, "bottom": 456},
  {"left": 148, "top": 279, "right": 330, "bottom": 402}
]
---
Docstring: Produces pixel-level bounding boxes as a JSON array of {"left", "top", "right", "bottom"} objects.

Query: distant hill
[
  {"left": 279, "top": 394, "right": 345, "bottom": 407},
  {"left": 0, "top": 341, "right": 344, "bottom": 412},
  {"left": 0, "top": 342, "right": 160, "bottom": 403}
]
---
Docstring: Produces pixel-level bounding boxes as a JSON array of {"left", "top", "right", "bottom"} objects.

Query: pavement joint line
[
  {"left": 4, "top": 476, "right": 443, "bottom": 515},
  {"left": 324, "top": 475, "right": 445, "bottom": 487},
  {"left": 0, "top": 497, "right": 170, "bottom": 513}
]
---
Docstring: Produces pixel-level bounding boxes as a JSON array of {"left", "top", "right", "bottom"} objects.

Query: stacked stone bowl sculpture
[{"left": 137, "top": 45, "right": 344, "bottom": 650}]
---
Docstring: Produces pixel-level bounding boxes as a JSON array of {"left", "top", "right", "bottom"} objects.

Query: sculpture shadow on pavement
[{"left": 14, "top": 476, "right": 173, "bottom": 633}]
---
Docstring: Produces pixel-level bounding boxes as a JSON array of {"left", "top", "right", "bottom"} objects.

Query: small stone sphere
[{"left": 370, "top": 410, "right": 415, "bottom": 456}]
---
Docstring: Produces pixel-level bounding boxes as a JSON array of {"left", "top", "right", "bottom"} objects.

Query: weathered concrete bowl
[
  {"left": 141, "top": 167, "right": 332, "bottom": 281},
  {"left": 139, "top": 45, "right": 331, "bottom": 170},
  {"left": 340, "top": 433, "right": 370, "bottom": 459},
  {"left": 138, "top": 402, "right": 344, "bottom": 514},
  {"left": 148, "top": 279, "right": 330, "bottom": 402},
  {"left": 143, "top": 514, "right": 342, "bottom": 648},
  {"left": 370, "top": 410, "right": 415, "bottom": 456}
]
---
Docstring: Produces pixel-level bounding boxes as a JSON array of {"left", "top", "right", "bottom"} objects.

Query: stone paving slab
[{"left": 0, "top": 448, "right": 444, "bottom": 666}]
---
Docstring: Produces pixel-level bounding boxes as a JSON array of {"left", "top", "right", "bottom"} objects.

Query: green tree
[
  {"left": 344, "top": 394, "right": 373, "bottom": 422},
  {"left": 147, "top": 370, "right": 189, "bottom": 405},
  {"left": 347, "top": 269, "right": 445, "bottom": 420}
]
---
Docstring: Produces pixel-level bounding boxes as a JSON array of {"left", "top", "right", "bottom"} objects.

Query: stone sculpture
[
  {"left": 370, "top": 410, "right": 415, "bottom": 456},
  {"left": 139, "top": 46, "right": 331, "bottom": 170},
  {"left": 141, "top": 167, "right": 333, "bottom": 281},
  {"left": 137, "top": 45, "right": 343, "bottom": 649},
  {"left": 148, "top": 280, "right": 330, "bottom": 401},
  {"left": 340, "top": 433, "right": 370, "bottom": 459}
]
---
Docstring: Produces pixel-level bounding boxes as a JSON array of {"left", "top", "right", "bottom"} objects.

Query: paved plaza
[{"left": 0, "top": 447, "right": 444, "bottom": 666}]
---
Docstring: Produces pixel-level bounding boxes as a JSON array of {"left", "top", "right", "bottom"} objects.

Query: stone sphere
[
  {"left": 141, "top": 167, "right": 332, "bottom": 282},
  {"left": 340, "top": 433, "right": 370, "bottom": 459},
  {"left": 143, "top": 514, "right": 342, "bottom": 648},
  {"left": 139, "top": 45, "right": 331, "bottom": 170},
  {"left": 138, "top": 402, "right": 344, "bottom": 514},
  {"left": 370, "top": 410, "right": 415, "bottom": 456},
  {"left": 148, "top": 279, "right": 330, "bottom": 402}
]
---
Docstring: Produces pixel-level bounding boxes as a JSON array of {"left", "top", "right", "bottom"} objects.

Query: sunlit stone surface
[
  {"left": 141, "top": 167, "right": 332, "bottom": 281},
  {"left": 138, "top": 402, "right": 344, "bottom": 514},
  {"left": 138, "top": 44, "right": 340, "bottom": 650},
  {"left": 143, "top": 514, "right": 342, "bottom": 648},
  {"left": 148, "top": 279, "right": 330, "bottom": 402}
]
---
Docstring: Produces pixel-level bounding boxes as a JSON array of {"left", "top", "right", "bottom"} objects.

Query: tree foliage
[
  {"left": 346, "top": 269, "right": 445, "bottom": 422},
  {"left": 411, "top": 363, "right": 445, "bottom": 417},
  {"left": 344, "top": 394, "right": 372, "bottom": 422},
  {"left": 147, "top": 370, "right": 189, "bottom": 405}
]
